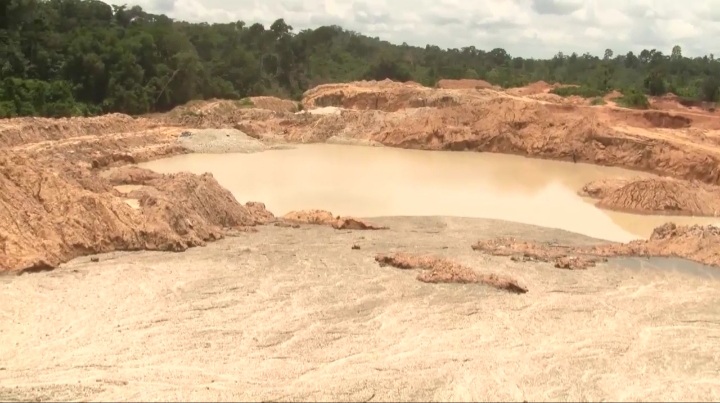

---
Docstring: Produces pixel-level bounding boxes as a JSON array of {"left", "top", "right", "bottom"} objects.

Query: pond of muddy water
[{"left": 140, "top": 144, "right": 720, "bottom": 242}]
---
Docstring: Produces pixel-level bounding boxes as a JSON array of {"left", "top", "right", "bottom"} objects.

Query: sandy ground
[
  {"left": 177, "top": 128, "right": 294, "bottom": 154},
  {"left": 2, "top": 217, "right": 720, "bottom": 402}
]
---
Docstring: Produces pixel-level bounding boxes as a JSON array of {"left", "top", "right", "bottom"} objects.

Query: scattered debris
[{"left": 375, "top": 252, "right": 528, "bottom": 293}]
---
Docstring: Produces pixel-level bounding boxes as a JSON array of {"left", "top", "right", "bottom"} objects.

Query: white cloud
[{"left": 128, "top": 0, "right": 720, "bottom": 58}]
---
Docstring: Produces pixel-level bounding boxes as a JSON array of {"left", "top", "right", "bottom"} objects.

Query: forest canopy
[{"left": 1, "top": 0, "right": 719, "bottom": 117}]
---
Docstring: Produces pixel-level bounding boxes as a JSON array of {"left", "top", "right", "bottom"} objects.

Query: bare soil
[
  {"left": 472, "top": 222, "right": 720, "bottom": 269},
  {"left": 3, "top": 78, "right": 720, "bottom": 270},
  {"left": 3, "top": 79, "right": 720, "bottom": 401},
  {"left": 283, "top": 209, "right": 389, "bottom": 230},
  {"left": 2, "top": 217, "right": 719, "bottom": 402},
  {"left": 580, "top": 177, "right": 720, "bottom": 216}
]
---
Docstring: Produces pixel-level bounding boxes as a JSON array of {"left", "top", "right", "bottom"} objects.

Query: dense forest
[{"left": 1, "top": 0, "right": 719, "bottom": 117}]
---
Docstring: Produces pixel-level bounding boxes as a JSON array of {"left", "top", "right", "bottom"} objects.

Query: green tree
[
  {"left": 700, "top": 77, "right": 720, "bottom": 102},
  {"left": 0, "top": 0, "right": 718, "bottom": 117},
  {"left": 644, "top": 71, "right": 667, "bottom": 96}
]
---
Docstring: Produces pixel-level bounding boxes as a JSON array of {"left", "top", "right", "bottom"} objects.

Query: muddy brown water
[{"left": 140, "top": 144, "right": 720, "bottom": 242}]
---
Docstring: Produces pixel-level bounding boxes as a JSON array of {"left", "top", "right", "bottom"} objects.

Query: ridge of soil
[
  {"left": 3, "top": 78, "right": 720, "bottom": 271},
  {"left": 375, "top": 252, "right": 528, "bottom": 293},
  {"left": 579, "top": 177, "right": 720, "bottom": 216},
  {"left": 472, "top": 222, "right": 720, "bottom": 269}
]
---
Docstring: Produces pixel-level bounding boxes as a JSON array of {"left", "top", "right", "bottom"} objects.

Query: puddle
[
  {"left": 609, "top": 257, "right": 720, "bottom": 280},
  {"left": 139, "top": 144, "right": 720, "bottom": 242}
]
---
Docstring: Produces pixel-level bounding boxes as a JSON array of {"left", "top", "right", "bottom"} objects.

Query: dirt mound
[
  {"left": 283, "top": 82, "right": 720, "bottom": 186},
  {"left": 505, "top": 80, "right": 556, "bottom": 96},
  {"left": 0, "top": 160, "right": 273, "bottom": 273},
  {"left": 435, "top": 79, "right": 497, "bottom": 90},
  {"left": 526, "top": 93, "right": 565, "bottom": 104},
  {"left": 163, "top": 101, "right": 282, "bottom": 131},
  {"left": 472, "top": 222, "right": 720, "bottom": 269},
  {"left": 374, "top": 252, "right": 528, "bottom": 293},
  {"left": 301, "top": 80, "right": 461, "bottom": 112},
  {"left": 244, "top": 202, "right": 276, "bottom": 223},
  {"left": 582, "top": 177, "right": 720, "bottom": 216},
  {"left": 601, "top": 222, "right": 720, "bottom": 266},
  {"left": 283, "top": 209, "right": 335, "bottom": 225},
  {"left": 6, "top": 80, "right": 720, "bottom": 272},
  {"left": 132, "top": 168, "right": 275, "bottom": 227},
  {"left": 5, "top": 123, "right": 188, "bottom": 173},
  {"left": 642, "top": 111, "right": 691, "bottom": 129},
  {"left": 105, "top": 165, "right": 163, "bottom": 185},
  {"left": 471, "top": 238, "right": 608, "bottom": 270},
  {"left": 0, "top": 114, "right": 148, "bottom": 148},
  {"left": 282, "top": 210, "right": 387, "bottom": 230},
  {"left": 650, "top": 93, "right": 717, "bottom": 112},
  {"left": 578, "top": 177, "right": 634, "bottom": 198},
  {"left": 604, "top": 106, "right": 720, "bottom": 131},
  {"left": 248, "top": 96, "right": 300, "bottom": 113}
]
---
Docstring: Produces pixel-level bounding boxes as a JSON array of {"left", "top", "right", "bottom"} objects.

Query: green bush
[
  {"left": 590, "top": 97, "right": 606, "bottom": 106},
  {"left": 0, "top": 78, "right": 86, "bottom": 117},
  {"left": 616, "top": 89, "right": 650, "bottom": 109},
  {"left": 643, "top": 72, "right": 667, "bottom": 96}
]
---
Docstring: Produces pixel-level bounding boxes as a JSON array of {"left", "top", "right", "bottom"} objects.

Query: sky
[{"left": 131, "top": 0, "right": 720, "bottom": 59}]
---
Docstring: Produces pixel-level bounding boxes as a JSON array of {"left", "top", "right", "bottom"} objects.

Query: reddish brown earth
[
  {"left": 374, "top": 252, "right": 528, "bottom": 293},
  {"left": 282, "top": 210, "right": 388, "bottom": 230},
  {"left": 3, "top": 78, "right": 720, "bottom": 272},
  {"left": 0, "top": 160, "right": 273, "bottom": 273},
  {"left": 580, "top": 177, "right": 720, "bottom": 216},
  {"left": 435, "top": 78, "right": 499, "bottom": 90}
]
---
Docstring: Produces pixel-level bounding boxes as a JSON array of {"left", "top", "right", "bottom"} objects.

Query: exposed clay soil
[
  {"left": 374, "top": 252, "right": 528, "bottom": 293},
  {"left": 3, "top": 79, "right": 720, "bottom": 271},
  {"left": 580, "top": 177, "right": 720, "bottom": 216},
  {"left": 0, "top": 161, "right": 273, "bottom": 272},
  {"left": 248, "top": 96, "right": 300, "bottom": 113},
  {"left": 4, "top": 79, "right": 720, "bottom": 401},
  {"left": 435, "top": 78, "right": 499, "bottom": 90},
  {"left": 473, "top": 222, "right": 720, "bottom": 269},
  {"left": 282, "top": 209, "right": 388, "bottom": 230},
  {"left": 259, "top": 80, "right": 720, "bottom": 187}
]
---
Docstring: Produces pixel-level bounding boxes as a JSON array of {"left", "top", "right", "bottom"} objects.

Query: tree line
[{"left": 1, "top": 0, "right": 719, "bottom": 118}]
